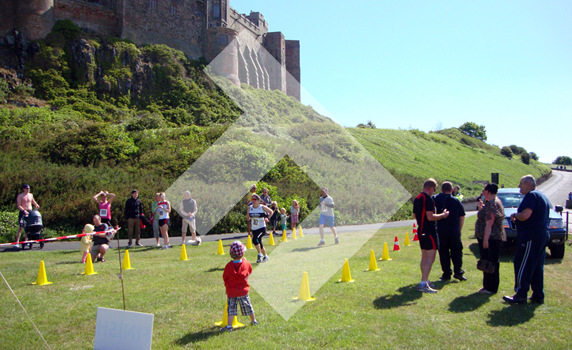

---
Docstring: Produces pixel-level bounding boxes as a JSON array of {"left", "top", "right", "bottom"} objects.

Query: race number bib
[
  {"left": 99, "top": 209, "right": 108, "bottom": 217},
  {"left": 251, "top": 217, "right": 264, "bottom": 230}
]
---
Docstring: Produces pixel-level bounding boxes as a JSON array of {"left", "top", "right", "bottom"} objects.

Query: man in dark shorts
[
  {"left": 434, "top": 181, "right": 466, "bottom": 281},
  {"left": 413, "top": 178, "right": 449, "bottom": 293},
  {"left": 504, "top": 175, "right": 550, "bottom": 304}
]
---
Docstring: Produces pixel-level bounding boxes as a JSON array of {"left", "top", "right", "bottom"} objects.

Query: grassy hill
[{"left": 349, "top": 127, "right": 550, "bottom": 198}]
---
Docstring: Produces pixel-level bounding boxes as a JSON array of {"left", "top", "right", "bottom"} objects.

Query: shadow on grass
[
  {"left": 292, "top": 247, "right": 321, "bottom": 252},
  {"left": 448, "top": 292, "right": 491, "bottom": 313},
  {"left": 487, "top": 303, "right": 541, "bottom": 327},
  {"left": 175, "top": 327, "right": 224, "bottom": 345},
  {"left": 373, "top": 285, "right": 422, "bottom": 309},
  {"left": 205, "top": 267, "right": 225, "bottom": 273},
  {"left": 56, "top": 260, "right": 82, "bottom": 265}
]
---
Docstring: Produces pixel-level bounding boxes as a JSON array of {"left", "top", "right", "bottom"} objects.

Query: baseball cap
[{"left": 229, "top": 241, "right": 246, "bottom": 259}]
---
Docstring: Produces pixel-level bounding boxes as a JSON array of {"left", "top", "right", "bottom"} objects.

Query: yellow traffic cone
[
  {"left": 293, "top": 272, "right": 316, "bottom": 301},
  {"left": 268, "top": 232, "right": 276, "bottom": 246},
  {"left": 122, "top": 250, "right": 134, "bottom": 270},
  {"left": 281, "top": 229, "right": 288, "bottom": 242},
  {"left": 217, "top": 239, "right": 225, "bottom": 255},
  {"left": 379, "top": 242, "right": 392, "bottom": 261},
  {"left": 246, "top": 235, "right": 253, "bottom": 249},
  {"left": 214, "top": 303, "right": 245, "bottom": 328},
  {"left": 366, "top": 250, "right": 380, "bottom": 271},
  {"left": 338, "top": 258, "right": 355, "bottom": 282},
  {"left": 180, "top": 244, "right": 189, "bottom": 261},
  {"left": 298, "top": 225, "right": 304, "bottom": 237},
  {"left": 292, "top": 227, "right": 297, "bottom": 239},
  {"left": 404, "top": 232, "right": 411, "bottom": 246},
  {"left": 81, "top": 253, "right": 98, "bottom": 275},
  {"left": 31, "top": 261, "right": 52, "bottom": 286}
]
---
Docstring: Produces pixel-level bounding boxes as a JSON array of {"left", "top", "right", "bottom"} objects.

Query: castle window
[
  {"left": 171, "top": 4, "right": 177, "bottom": 15},
  {"left": 213, "top": 4, "right": 221, "bottom": 18},
  {"left": 149, "top": 0, "right": 157, "bottom": 10},
  {"left": 218, "top": 34, "right": 227, "bottom": 45}
]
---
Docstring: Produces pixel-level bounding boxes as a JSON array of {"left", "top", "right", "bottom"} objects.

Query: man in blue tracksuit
[{"left": 503, "top": 175, "right": 550, "bottom": 304}]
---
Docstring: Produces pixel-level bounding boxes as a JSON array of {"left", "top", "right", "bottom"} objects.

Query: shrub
[
  {"left": 521, "top": 152, "right": 531, "bottom": 165},
  {"left": 501, "top": 146, "right": 513, "bottom": 159}
]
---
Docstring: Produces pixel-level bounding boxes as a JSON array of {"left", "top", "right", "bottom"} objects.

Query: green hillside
[{"left": 349, "top": 127, "right": 551, "bottom": 197}]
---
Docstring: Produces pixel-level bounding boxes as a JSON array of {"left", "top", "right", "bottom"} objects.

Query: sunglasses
[{"left": 251, "top": 198, "right": 259, "bottom": 201}]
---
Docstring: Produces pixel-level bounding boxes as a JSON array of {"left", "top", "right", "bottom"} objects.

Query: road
[{"left": 538, "top": 170, "right": 572, "bottom": 209}]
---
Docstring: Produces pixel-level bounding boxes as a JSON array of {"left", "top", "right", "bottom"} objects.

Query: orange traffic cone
[
  {"left": 413, "top": 223, "right": 419, "bottom": 241},
  {"left": 393, "top": 236, "right": 400, "bottom": 251}
]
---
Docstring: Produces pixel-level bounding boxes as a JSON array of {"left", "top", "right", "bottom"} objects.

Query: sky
[{"left": 230, "top": 1, "right": 571, "bottom": 163}]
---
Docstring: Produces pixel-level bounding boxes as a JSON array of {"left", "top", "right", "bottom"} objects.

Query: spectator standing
[
  {"left": 180, "top": 190, "right": 198, "bottom": 245},
  {"left": 269, "top": 201, "right": 279, "bottom": 235},
  {"left": 16, "top": 184, "right": 40, "bottom": 249},
  {"left": 290, "top": 200, "right": 300, "bottom": 237},
  {"left": 124, "top": 190, "right": 144, "bottom": 247},
  {"left": 413, "top": 179, "right": 449, "bottom": 293},
  {"left": 475, "top": 183, "right": 506, "bottom": 294},
  {"left": 246, "top": 184, "right": 257, "bottom": 236},
  {"left": 151, "top": 193, "right": 161, "bottom": 247},
  {"left": 452, "top": 185, "right": 464, "bottom": 202},
  {"left": 260, "top": 188, "right": 272, "bottom": 207},
  {"left": 93, "top": 191, "right": 115, "bottom": 227},
  {"left": 157, "top": 193, "right": 172, "bottom": 249},
  {"left": 221, "top": 241, "right": 257, "bottom": 331},
  {"left": 504, "top": 175, "right": 551, "bottom": 304},
  {"left": 434, "top": 181, "right": 466, "bottom": 281},
  {"left": 317, "top": 188, "right": 338, "bottom": 246}
]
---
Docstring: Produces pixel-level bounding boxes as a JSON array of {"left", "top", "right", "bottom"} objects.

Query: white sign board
[{"left": 93, "top": 307, "right": 154, "bottom": 350}]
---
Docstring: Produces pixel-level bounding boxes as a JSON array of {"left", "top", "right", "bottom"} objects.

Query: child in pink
[{"left": 221, "top": 241, "right": 257, "bottom": 331}]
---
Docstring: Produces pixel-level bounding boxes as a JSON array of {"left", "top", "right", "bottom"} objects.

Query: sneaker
[
  {"left": 127, "top": 243, "right": 132, "bottom": 248},
  {"left": 136, "top": 242, "right": 143, "bottom": 247},
  {"left": 439, "top": 275, "right": 451, "bottom": 281},
  {"left": 262, "top": 255, "right": 269, "bottom": 263},
  {"left": 167, "top": 245, "right": 172, "bottom": 249},
  {"left": 251, "top": 320, "right": 258, "bottom": 326},
  {"left": 428, "top": 281, "right": 436, "bottom": 289},
  {"left": 160, "top": 245, "right": 169, "bottom": 250},
  {"left": 220, "top": 325, "right": 233, "bottom": 332},
  {"left": 317, "top": 240, "right": 325, "bottom": 247},
  {"left": 14, "top": 244, "right": 21, "bottom": 249},
  {"left": 453, "top": 274, "right": 467, "bottom": 281},
  {"left": 416, "top": 283, "right": 438, "bottom": 293},
  {"left": 156, "top": 243, "right": 161, "bottom": 247},
  {"left": 256, "top": 255, "right": 262, "bottom": 263},
  {"left": 335, "top": 236, "right": 339, "bottom": 244}
]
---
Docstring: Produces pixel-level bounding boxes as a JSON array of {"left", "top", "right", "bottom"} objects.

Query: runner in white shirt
[{"left": 247, "top": 194, "right": 274, "bottom": 263}]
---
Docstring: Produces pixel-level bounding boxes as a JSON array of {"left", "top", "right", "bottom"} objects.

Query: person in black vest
[
  {"left": 124, "top": 190, "right": 144, "bottom": 247},
  {"left": 504, "top": 175, "right": 551, "bottom": 304},
  {"left": 413, "top": 178, "right": 449, "bottom": 293},
  {"left": 180, "top": 190, "right": 199, "bottom": 245},
  {"left": 90, "top": 214, "right": 112, "bottom": 263},
  {"left": 434, "top": 181, "right": 466, "bottom": 281}
]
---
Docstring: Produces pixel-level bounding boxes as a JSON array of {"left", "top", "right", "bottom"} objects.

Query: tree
[
  {"left": 509, "top": 144, "right": 526, "bottom": 155},
  {"left": 500, "top": 146, "right": 513, "bottom": 159},
  {"left": 366, "top": 120, "right": 376, "bottom": 129},
  {"left": 553, "top": 156, "right": 572, "bottom": 165},
  {"left": 521, "top": 152, "right": 531, "bottom": 165},
  {"left": 459, "top": 122, "right": 487, "bottom": 141},
  {"left": 529, "top": 152, "right": 539, "bottom": 161}
]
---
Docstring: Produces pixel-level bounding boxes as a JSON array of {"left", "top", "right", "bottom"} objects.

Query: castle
[{"left": 0, "top": 0, "right": 301, "bottom": 100}]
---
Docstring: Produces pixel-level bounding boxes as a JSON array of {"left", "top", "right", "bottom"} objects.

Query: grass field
[{"left": 1, "top": 216, "right": 571, "bottom": 350}]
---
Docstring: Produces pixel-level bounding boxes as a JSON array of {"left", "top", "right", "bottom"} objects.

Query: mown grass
[{"left": 1, "top": 216, "right": 571, "bottom": 350}]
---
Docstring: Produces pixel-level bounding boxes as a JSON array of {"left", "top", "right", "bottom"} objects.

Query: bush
[
  {"left": 521, "top": 152, "right": 531, "bottom": 165},
  {"left": 501, "top": 146, "right": 513, "bottom": 159},
  {"left": 0, "top": 211, "right": 19, "bottom": 243}
]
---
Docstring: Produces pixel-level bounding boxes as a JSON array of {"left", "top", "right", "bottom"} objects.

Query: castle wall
[
  {"left": 121, "top": 0, "right": 205, "bottom": 59},
  {"left": 263, "top": 32, "right": 286, "bottom": 93},
  {"left": 206, "top": 27, "right": 239, "bottom": 86},
  {"left": 285, "top": 40, "right": 300, "bottom": 101},
  {"left": 12, "top": 0, "right": 54, "bottom": 41},
  {"left": 54, "top": 0, "right": 120, "bottom": 36},
  {"left": 0, "top": 0, "right": 16, "bottom": 37}
]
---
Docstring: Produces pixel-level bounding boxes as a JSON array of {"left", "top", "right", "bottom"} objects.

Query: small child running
[{"left": 221, "top": 241, "right": 257, "bottom": 331}]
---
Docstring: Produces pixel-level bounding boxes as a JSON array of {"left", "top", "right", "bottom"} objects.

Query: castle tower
[
  {"left": 285, "top": 40, "right": 301, "bottom": 101},
  {"left": 263, "top": 32, "right": 287, "bottom": 94},
  {"left": 12, "top": 0, "right": 55, "bottom": 40},
  {"left": 208, "top": 0, "right": 230, "bottom": 28},
  {"left": 206, "top": 27, "right": 240, "bottom": 87}
]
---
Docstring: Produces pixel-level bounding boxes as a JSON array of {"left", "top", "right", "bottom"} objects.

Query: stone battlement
[{"left": 0, "top": 0, "right": 300, "bottom": 100}]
